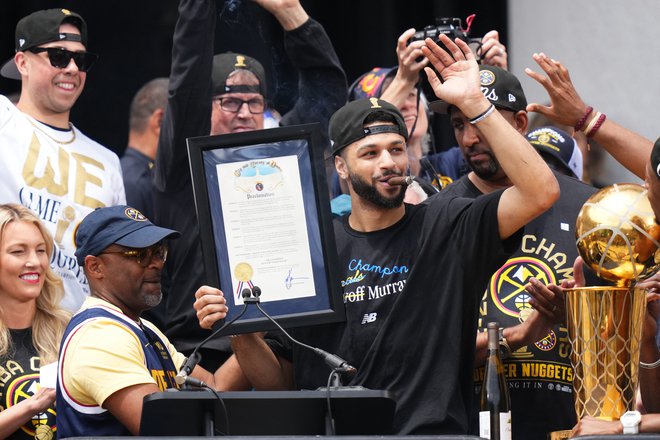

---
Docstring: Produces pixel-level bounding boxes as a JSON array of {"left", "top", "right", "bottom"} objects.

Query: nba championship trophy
[{"left": 566, "top": 183, "right": 660, "bottom": 427}]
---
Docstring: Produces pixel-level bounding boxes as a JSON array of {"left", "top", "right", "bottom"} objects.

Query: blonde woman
[{"left": 0, "top": 204, "right": 69, "bottom": 439}]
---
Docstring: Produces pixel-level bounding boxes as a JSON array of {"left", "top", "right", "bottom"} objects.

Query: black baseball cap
[
  {"left": 74, "top": 206, "right": 180, "bottom": 267},
  {"left": 651, "top": 137, "right": 660, "bottom": 179},
  {"left": 329, "top": 98, "right": 408, "bottom": 156},
  {"left": 1, "top": 8, "right": 88, "bottom": 80},
  {"left": 429, "top": 65, "right": 527, "bottom": 114},
  {"left": 527, "top": 126, "right": 583, "bottom": 180},
  {"left": 212, "top": 52, "right": 267, "bottom": 98}
]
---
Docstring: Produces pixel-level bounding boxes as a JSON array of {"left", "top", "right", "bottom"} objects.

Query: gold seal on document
[{"left": 234, "top": 262, "right": 254, "bottom": 282}]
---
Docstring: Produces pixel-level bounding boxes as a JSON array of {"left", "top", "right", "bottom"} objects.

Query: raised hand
[
  {"left": 524, "top": 53, "right": 588, "bottom": 127},
  {"left": 421, "top": 34, "right": 484, "bottom": 114}
]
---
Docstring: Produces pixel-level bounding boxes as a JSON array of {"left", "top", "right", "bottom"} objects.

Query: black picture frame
[{"left": 187, "top": 123, "right": 344, "bottom": 334}]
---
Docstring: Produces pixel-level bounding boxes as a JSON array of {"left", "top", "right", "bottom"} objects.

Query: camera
[
  {"left": 409, "top": 17, "right": 470, "bottom": 45},
  {"left": 408, "top": 17, "right": 483, "bottom": 102}
]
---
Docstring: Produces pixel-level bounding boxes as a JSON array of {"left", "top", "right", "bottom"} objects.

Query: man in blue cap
[{"left": 56, "top": 206, "right": 236, "bottom": 437}]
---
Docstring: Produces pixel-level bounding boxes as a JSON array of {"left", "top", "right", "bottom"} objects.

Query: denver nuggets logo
[
  {"left": 480, "top": 70, "right": 496, "bottom": 86},
  {"left": 369, "top": 97, "right": 382, "bottom": 109},
  {"left": 489, "top": 257, "right": 556, "bottom": 317},
  {"left": 124, "top": 207, "right": 147, "bottom": 221},
  {"left": 7, "top": 374, "right": 56, "bottom": 437},
  {"left": 535, "top": 329, "right": 557, "bottom": 351},
  {"left": 235, "top": 55, "right": 247, "bottom": 68}
]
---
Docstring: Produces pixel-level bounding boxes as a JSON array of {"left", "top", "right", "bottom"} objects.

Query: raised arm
[
  {"left": 154, "top": 0, "right": 215, "bottom": 192},
  {"left": 422, "top": 35, "right": 559, "bottom": 239},
  {"left": 257, "top": 0, "right": 346, "bottom": 136},
  {"left": 525, "top": 53, "right": 652, "bottom": 179}
]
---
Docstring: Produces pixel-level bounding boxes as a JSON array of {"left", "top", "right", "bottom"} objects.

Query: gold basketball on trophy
[{"left": 575, "top": 183, "right": 660, "bottom": 285}]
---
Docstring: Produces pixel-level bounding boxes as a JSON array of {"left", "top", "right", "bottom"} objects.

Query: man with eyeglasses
[
  {"left": 56, "top": 205, "right": 237, "bottom": 437},
  {"left": 152, "top": 0, "right": 346, "bottom": 374},
  {"left": 0, "top": 9, "right": 126, "bottom": 312}
]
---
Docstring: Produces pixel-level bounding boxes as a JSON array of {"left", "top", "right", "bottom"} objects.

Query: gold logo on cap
[
  {"left": 480, "top": 70, "right": 496, "bottom": 86},
  {"left": 235, "top": 56, "right": 247, "bottom": 68},
  {"left": 369, "top": 98, "right": 382, "bottom": 109},
  {"left": 124, "top": 207, "right": 147, "bottom": 222},
  {"left": 61, "top": 9, "right": 72, "bottom": 15},
  {"left": 538, "top": 133, "right": 551, "bottom": 144}
]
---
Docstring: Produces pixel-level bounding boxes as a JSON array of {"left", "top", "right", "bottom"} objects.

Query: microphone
[{"left": 244, "top": 286, "right": 357, "bottom": 381}]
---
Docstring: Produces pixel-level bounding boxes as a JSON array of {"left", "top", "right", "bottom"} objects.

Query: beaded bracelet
[
  {"left": 640, "top": 358, "right": 660, "bottom": 369},
  {"left": 586, "top": 113, "right": 607, "bottom": 138},
  {"left": 574, "top": 106, "right": 593, "bottom": 131},
  {"left": 469, "top": 104, "right": 495, "bottom": 125}
]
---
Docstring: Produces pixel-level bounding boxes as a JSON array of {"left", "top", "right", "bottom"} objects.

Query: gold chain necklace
[{"left": 27, "top": 118, "right": 76, "bottom": 145}]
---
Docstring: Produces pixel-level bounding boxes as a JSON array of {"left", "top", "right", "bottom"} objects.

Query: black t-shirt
[
  {"left": 0, "top": 329, "right": 56, "bottom": 440},
  {"left": 291, "top": 192, "right": 520, "bottom": 435},
  {"left": 442, "top": 172, "right": 598, "bottom": 439}
]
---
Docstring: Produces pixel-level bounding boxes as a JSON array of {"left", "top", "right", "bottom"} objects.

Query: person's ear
[
  {"left": 150, "top": 108, "right": 165, "bottom": 136},
  {"left": 335, "top": 154, "right": 348, "bottom": 180},
  {"left": 14, "top": 52, "right": 29, "bottom": 77},
  {"left": 515, "top": 111, "right": 528, "bottom": 134},
  {"left": 84, "top": 255, "right": 104, "bottom": 280}
]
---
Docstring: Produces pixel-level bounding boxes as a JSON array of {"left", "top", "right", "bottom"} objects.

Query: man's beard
[
  {"left": 349, "top": 170, "right": 407, "bottom": 209},
  {"left": 467, "top": 152, "right": 500, "bottom": 180}
]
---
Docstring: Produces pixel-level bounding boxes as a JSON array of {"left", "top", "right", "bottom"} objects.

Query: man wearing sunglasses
[
  {"left": 152, "top": 0, "right": 346, "bottom": 374},
  {"left": 0, "top": 9, "right": 126, "bottom": 312},
  {"left": 57, "top": 205, "right": 237, "bottom": 437}
]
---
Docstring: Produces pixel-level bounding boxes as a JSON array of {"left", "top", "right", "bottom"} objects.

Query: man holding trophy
[{"left": 524, "top": 54, "right": 660, "bottom": 437}]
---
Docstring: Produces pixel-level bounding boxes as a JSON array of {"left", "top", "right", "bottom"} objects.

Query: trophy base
[{"left": 548, "top": 430, "right": 572, "bottom": 440}]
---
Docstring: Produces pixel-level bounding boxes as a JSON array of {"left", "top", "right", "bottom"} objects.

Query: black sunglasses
[{"left": 29, "top": 47, "right": 98, "bottom": 73}]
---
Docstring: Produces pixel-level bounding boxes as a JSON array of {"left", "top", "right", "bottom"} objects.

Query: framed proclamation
[{"left": 188, "top": 123, "right": 344, "bottom": 334}]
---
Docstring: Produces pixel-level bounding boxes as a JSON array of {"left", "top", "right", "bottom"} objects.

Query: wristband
[
  {"left": 582, "top": 111, "right": 601, "bottom": 135},
  {"left": 586, "top": 113, "right": 606, "bottom": 138},
  {"left": 469, "top": 104, "right": 495, "bottom": 125},
  {"left": 574, "top": 106, "right": 593, "bottom": 131},
  {"left": 640, "top": 357, "right": 660, "bottom": 369}
]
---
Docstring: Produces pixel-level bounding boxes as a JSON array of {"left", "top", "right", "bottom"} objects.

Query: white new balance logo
[{"left": 361, "top": 313, "right": 377, "bottom": 324}]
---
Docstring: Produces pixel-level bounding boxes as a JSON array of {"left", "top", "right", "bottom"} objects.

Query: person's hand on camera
[
  {"left": 395, "top": 28, "right": 429, "bottom": 84},
  {"left": 480, "top": 30, "right": 508, "bottom": 70}
]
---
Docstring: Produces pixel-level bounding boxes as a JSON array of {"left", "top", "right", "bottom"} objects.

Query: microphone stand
[{"left": 175, "top": 301, "right": 251, "bottom": 388}]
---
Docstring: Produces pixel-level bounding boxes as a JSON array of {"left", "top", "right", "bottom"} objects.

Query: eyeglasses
[
  {"left": 215, "top": 97, "right": 265, "bottom": 114},
  {"left": 99, "top": 243, "right": 168, "bottom": 268},
  {"left": 28, "top": 47, "right": 98, "bottom": 73}
]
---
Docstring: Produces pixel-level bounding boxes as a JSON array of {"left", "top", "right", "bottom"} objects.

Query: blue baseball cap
[
  {"left": 527, "top": 126, "right": 583, "bottom": 180},
  {"left": 74, "top": 206, "right": 180, "bottom": 266}
]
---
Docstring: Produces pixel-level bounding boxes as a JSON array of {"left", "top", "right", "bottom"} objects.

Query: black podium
[{"left": 140, "top": 389, "right": 395, "bottom": 436}]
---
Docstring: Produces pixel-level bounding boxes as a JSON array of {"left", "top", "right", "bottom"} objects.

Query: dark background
[{"left": 0, "top": 0, "right": 507, "bottom": 156}]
